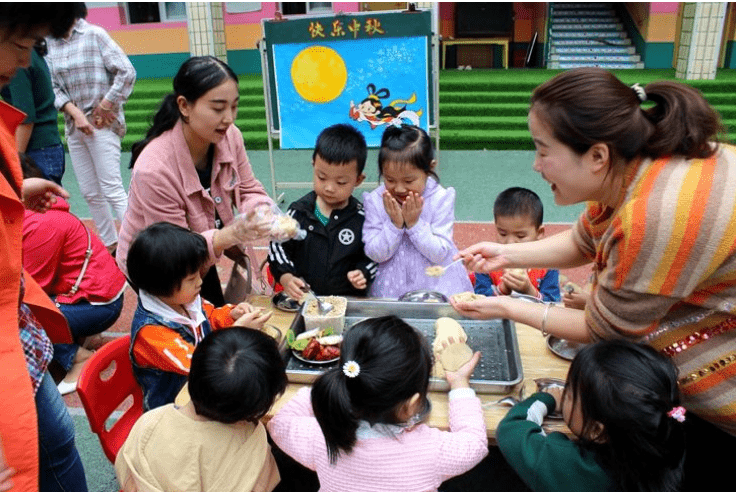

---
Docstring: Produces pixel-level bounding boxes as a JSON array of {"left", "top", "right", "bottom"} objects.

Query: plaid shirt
[
  {"left": 46, "top": 18, "right": 136, "bottom": 138},
  {"left": 18, "top": 276, "right": 54, "bottom": 395}
]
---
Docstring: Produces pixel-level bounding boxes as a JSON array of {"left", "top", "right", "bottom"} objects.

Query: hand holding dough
[{"left": 432, "top": 317, "right": 473, "bottom": 377}]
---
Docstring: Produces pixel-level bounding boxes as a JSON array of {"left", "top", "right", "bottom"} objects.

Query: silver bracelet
[{"left": 541, "top": 302, "right": 552, "bottom": 336}]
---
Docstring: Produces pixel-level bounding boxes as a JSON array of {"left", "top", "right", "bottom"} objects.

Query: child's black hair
[
  {"left": 18, "top": 153, "right": 44, "bottom": 179},
  {"left": 378, "top": 125, "right": 438, "bottom": 181},
  {"left": 126, "top": 222, "right": 209, "bottom": 297},
  {"left": 313, "top": 123, "right": 367, "bottom": 174},
  {"left": 493, "top": 187, "right": 544, "bottom": 228},
  {"left": 188, "top": 327, "right": 287, "bottom": 424},
  {"left": 311, "top": 315, "right": 433, "bottom": 463},
  {"left": 130, "top": 56, "right": 239, "bottom": 167},
  {"left": 566, "top": 339, "right": 685, "bottom": 492}
]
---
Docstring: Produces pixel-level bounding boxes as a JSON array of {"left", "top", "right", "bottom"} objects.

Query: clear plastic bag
[{"left": 236, "top": 204, "right": 306, "bottom": 243}]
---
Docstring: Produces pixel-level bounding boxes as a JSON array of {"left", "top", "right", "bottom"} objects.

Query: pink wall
[{"left": 650, "top": 3, "right": 680, "bottom": 14}]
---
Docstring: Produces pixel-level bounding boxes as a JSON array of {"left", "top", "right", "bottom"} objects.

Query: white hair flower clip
[
  {"left": 342, "top": 360, "right": 360, "bottom": 378},
  {"left": 630, "top": 83, "right": 647, "bottom": 103}
]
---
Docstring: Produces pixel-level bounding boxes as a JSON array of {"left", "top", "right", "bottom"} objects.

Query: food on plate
[
  {"left": 451, "top": 291, "right": 485, "bottom": 303},
  {"left": 432, "top": 317, "right": 473, "bottom": 377},
  {"left": 289, "top": 327, "right": 342, "bottom": 362}
]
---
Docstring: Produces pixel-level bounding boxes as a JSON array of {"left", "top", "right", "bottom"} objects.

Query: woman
[
  {"left": 22, "top": 154, "right": 126, "bottom": 395},
  {"left": 1, "top": 5, "right": 87, "bottom": 491},
  {"left": 117, "top": 56, "right": 273, "bottom": 306},
  {"left": 452, "top": 67, "right": 736, "bottom": 490},
  {"left": 46, "top": 2, "right": 136, "bottom": 254}
]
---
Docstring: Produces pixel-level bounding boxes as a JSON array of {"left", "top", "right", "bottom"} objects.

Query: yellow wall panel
[
  {"left": 110, "top": 28, "right": 189, "bottom": 55},
  {"left": 225, "top": 24, "right": 263, "bottom": 50},
  {"left": 648, "top": 12, "right": 680, "bottom": 42}
]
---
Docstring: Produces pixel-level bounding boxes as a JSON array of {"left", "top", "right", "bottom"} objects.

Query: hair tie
[
  {"left": 631, "top": 83, "right": 647, "bottom": 103},
  {"left": 667, "top": 406, "right": 686, "bottom": 423},
  {"left": 342, "top": 360, "right": 360, "bottom": 378}
]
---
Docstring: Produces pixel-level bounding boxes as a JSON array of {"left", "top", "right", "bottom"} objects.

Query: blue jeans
[
  {"left": 26, "top": 143, "right": 65, "bottom": 186},
  {"left": 53, "top": 295, "right": 124, "bottom": 371},
  {"left": 36, "top": 372, "right": 88, "bottom": 492}
]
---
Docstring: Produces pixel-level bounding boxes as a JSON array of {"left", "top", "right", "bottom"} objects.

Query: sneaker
[{"left": 57, "top": 380, "right": 78, "bottom": 395}]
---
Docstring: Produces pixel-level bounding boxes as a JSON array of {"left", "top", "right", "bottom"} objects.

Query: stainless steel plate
[
  {"left": 272, "top": 292, "right": 301, "bottom": 312},
  {"left": 546, "top": 336, "right": 585, "bottom": 361},
  {"left": 284, "top": 299, "right": 523, "bottom": 394}
]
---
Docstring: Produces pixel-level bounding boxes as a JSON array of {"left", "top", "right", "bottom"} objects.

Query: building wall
[
  {"left": 723, "top": 3, "right": 736, "bottom": 68},
  {"left": 86, "top": 2, "right": 360, "bottom": 78},
  {"left": 622, "top": 2, "right": 679, "bottom": 68}
]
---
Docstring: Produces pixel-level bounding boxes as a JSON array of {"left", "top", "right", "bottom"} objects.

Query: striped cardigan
[{"left": 573, "top": 144, "right": 736, "bottom": 436}]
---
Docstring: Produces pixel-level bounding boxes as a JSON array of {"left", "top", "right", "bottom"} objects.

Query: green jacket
[{"left": 497, "top": 393, "right": 611, "bottom": 492}]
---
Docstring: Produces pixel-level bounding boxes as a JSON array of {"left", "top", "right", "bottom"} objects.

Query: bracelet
[{"left": 541, "top": 302, "right": 552, "bottom": 337}]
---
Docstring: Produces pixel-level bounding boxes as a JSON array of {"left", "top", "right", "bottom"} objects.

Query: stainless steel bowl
[{"left": 398, "top": 290, "right": 449, "bottom": 303}]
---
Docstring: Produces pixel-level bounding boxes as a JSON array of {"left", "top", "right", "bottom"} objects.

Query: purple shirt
[{"left": 362, "top": 178, "right": 472, "bottom": 298}]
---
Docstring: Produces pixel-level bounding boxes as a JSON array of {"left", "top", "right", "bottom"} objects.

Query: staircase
[{"left": 547, "top": 2, "right": 643, "bottom": 69}]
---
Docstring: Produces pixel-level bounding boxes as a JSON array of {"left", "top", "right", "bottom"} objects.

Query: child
[
  {"left": 363, "top": 125, "right": 472, "bottom": 298},
  {"left": 268, "top": 315, "right": 488, "bottom": 492},
  {"left": 127, "top": 222, "right": 272, "bottom": 411},
  {"left": 474, "top": 187, "right": 560, "bottom": 302},
  {"left": 115, "top": 327, "right": 287, "bottom": 492},
  {"left": 268, "top": 123, "right": 377, "bottom": 300},
  {"left": 497, "top": 339, "right": 685, "bottom": 492}
]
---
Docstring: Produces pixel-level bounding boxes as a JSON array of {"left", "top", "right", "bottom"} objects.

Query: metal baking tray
[{"left": 284, "top": 299, "right": 523, "bottom": 394}]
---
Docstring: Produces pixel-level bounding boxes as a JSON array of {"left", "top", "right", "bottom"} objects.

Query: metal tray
[{"left": 284, "top": 299, "right": 523, "bottom": 394}]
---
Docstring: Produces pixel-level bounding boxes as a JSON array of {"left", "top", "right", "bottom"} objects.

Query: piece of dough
[
  {"left": 505, "top": 268, "right": 526, "bottom": 276},
  {"left": 451, "top": 292, "right": 484, "bottom": 303},
  {"left": 432, "top": 317, "right": 473, "bottom": 376},
  {"left": 440, "top": 343, "right": 474, "bottom": 372}
]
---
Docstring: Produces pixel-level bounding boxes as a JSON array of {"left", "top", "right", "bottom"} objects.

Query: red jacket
[
  {"left": 0, "top": 101, "right": 71, "bottom": 492},
  {"left": 23, "top": 197, "right": 126, "bottom": 303}
]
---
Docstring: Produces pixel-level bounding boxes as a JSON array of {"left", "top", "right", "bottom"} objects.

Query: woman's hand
[
  {"left": 382, "top": 190, "right": 404, "bottom": 229},
  {"left": 91, "top": 99, "right": 116, "bottom": 129},
  {"left": 402, "top": 191, "right": 424, "bottom": 229},
  {"left": 456, "top": 241, "right": 509, "bottom": 273},
  {"left": 445, "top": 350, "right": 482, "bottom": 390},
  {"left": 22, "top": 178, "right": 69, "bottom": 212},
  {"left": 450, "top": 295, "right": 509, "bottom": 320}
]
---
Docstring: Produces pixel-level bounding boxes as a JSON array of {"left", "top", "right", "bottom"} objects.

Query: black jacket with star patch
[{"left": 267, "top": 191, "right": 376, "bottom": 296}]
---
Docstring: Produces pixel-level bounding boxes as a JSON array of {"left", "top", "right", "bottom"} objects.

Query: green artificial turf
[{"left": 60, "top": 68, "right": 736, "bottom": 152}]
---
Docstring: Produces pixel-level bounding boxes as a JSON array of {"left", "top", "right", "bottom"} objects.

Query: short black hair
[
  {"left": 493, "top": 187, "right": 544, "bottom": 228},
  {"left": 189, "top": 327, "right": 287, "bottom": 424},
  {"left": 378, "top": 125, "right": 438, "bottom": 181},
  {"left": 313, "top": 124, "right": 367, "bottom": 174},
  {"left": 127, "top": 222, "right": 209, "bottom": 297},
  {"left": 0, "top": 3, "right": 78, "bottom": 40}
]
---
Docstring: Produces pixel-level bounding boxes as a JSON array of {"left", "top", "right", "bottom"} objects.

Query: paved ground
[{"left": 57, "top": 149, "right": 588, "bottom": 491}]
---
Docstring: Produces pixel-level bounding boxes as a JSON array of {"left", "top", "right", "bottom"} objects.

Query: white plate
[{"left": 291, "top": 349, "right": 339, "bottom": 365}]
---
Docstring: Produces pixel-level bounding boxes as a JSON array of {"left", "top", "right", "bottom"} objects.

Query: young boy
[
  {"left": 116, "top": 327, "right": 287, "bottom": 492},
  {"left": 127, "top": 222, "right": 272, "bottom": 411},
  {"left": 268, "top": 124, "right": 377, "bottom": 299},
  {"left": 474, "top": 187, "right": 561, "bottom": 302}
]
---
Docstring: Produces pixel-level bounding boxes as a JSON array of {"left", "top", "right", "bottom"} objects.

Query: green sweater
[{"left": 497, "top": 393, "right": 611, "bottom": 492}]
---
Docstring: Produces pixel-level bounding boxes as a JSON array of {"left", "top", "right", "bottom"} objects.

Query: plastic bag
[{"left": 236, "top": 204, "right": 306, "bottom": 243}]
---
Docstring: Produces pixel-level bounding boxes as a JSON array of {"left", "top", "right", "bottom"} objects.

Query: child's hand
[
  {"left": 501, "top": 269, "right": 536, "bottom": 297},
  {"left": 382, "top": 190, "right": 404, "bottom": 228},
  {"left": 401, "top": 191, "right": 424, "bottom": 229},
  {"left": 444, "top": 350, "right": 481, "bottom": 390},
  {"left": 233, "top": 307, "right": 273, "bottom": 330},
  {"left": 230, "top": 301, "right": 255, "bottom": 320},
  {"left": 347, "top": 269, "right": 367, "bottom": 290},
  {"left": 543, "top": 385, "right": 564, "bottom": 411},
  {"left": 280, "top": 273, "right": 307, "bottom": 302},
  {"left": 22, "top": 178, "right": 69, "bottom": 212},
  {"left": 0, "top": 438, "right": 15, "bottom": 492}
]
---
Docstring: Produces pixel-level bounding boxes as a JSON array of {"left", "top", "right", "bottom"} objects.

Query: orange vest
[{"left": 0, "top": 100, "right": 70, "bottom": 492}]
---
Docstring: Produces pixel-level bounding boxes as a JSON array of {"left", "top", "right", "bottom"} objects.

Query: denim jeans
[
  {"left": 36, "top": 372, "right": 88, "bottom": 492},
  {"left": 26, "top": 143, "right": 65, "bottom": 186},
  {"left": 53, "top": 295, "right": 124, "bottom": 371}
]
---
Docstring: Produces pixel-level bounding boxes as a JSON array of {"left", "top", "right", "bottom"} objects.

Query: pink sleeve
[
  {"left": 267, "top": 387, "right": 323, "bottom": 471},
  {"left": 435, "top": 391, "right": 489, "bottom": 480}
]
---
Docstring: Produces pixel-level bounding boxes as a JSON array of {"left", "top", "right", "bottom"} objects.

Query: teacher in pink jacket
[{"left": 117, "top": 56, "right": 273, "bottom": 305}]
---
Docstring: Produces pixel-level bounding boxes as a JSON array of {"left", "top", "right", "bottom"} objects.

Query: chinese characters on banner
[{"left": 309, "top": 18, "right": 386, "bottom": 39}]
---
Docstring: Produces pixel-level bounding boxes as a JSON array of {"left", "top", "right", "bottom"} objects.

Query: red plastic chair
[{"left": 77, "top": 335, "right": 144, "bottom": 463}]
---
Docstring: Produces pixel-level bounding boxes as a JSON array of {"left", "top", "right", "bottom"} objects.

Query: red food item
[
  {"left": 316, "top": 345, "right": 340, "bottom": 361},
  {"left": 302, "top": 338, "right": 321, "bottom": 360}
]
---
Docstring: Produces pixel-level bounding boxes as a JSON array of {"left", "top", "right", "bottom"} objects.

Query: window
[
  {"left": 126, "top": 2, "right": 187, "bottom": 24},
  {"left": 280, "top": 2, "right": 332, "bottom": 15},
  {"left": 308, "top": 2, "right": 332, "bottom": 13},
  {"left": 226, "top": 2, "right": 262, "bottom": 14}
]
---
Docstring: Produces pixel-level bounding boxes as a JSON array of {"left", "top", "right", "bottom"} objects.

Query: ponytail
[
  {"left": 310, "top": 316, "right": 432, "bottom": 463},
  {"left": 129, "top": 93, "right": 180, "bottom": 168}
]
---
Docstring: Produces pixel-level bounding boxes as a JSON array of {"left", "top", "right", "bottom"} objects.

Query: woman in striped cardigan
[{"left": 453, "top": 67, "right": 736, "bottom": 491}]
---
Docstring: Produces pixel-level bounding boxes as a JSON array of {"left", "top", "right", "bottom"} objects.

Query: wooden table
[
  {"left": 178, "top": 295, "right": 571, "bottom": 441},
  {"left": 441, "top": 37, "right": 510, "bottom": 69}
]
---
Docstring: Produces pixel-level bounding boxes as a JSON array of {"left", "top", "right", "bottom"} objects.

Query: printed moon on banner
[{"left": 274, "top": 36, "right": 429, "bottom": 148}]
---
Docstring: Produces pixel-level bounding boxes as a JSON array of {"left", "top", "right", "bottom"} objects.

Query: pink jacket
[
  {"left": 117, "top": 120, "right": 273, "bottom": 275},
  {"left": 23, "top": 198, "right": 126, "bottom": 304}
]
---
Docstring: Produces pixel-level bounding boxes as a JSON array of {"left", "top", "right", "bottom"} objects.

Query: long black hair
[
  {"left": 566, "top": 339, "right": 685, "bottom": 492},
  {"left": 129, "top": 55, "right": 238, "bottom": 167},
  {"left": 311, "top": 315, "right": 433, "bottom": 463}
]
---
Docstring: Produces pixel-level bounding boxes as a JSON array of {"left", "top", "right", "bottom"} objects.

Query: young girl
[
  {"left": 268, "top": 315, "right": 488, "bottom": 492},
  {"left": 497, "top": 339, "right": 686, "bottom": 492},
  {"left": 363, "top": 125, "right": 472, "bottom": 298},
  {"left": 127, "top": 222, "right": 272, "bottom": 411}
]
